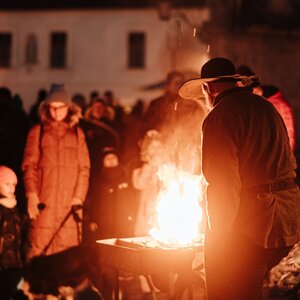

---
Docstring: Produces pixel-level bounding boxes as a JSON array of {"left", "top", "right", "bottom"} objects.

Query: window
[
  {"left": 0, "top": 33, "right": 12, "bottom": 68},
  {"left": 50, "top": 32, "right": 67, "bottom": 68},
  {"left": 25, "top": 34, "right": 38, "bottom": 65},
  {"left": 128, "top": 32, "right": 145, "bottom": 69}
]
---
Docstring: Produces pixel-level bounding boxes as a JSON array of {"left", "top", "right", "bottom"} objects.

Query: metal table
[{"left": 96, "top": 236, "right": 204, "bottom": 300}]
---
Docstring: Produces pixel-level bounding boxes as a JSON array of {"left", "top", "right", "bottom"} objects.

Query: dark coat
[
  {"left": 85, "top": 166, "right": 137, "bottom": 240},
  {"left": 0, "top": 204, "right": 22, "bottom": 269},
  {"left": 202, "top": 87, "right": 300, "bottom": 248}
]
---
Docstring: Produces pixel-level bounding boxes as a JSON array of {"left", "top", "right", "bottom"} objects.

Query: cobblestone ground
[{"left": 118, "top": 274, "right": 206, "bottom": 300}]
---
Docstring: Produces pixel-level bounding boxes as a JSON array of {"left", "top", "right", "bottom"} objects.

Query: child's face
[
  {"left": 103, "top": 153, "right": 119, "bottom": 168},
  {"left": 0, "top": 180, "right": 17, "bottom": 198}
]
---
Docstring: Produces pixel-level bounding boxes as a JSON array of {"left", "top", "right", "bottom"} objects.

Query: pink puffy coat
[{"left": 22, "top": 103, "right": 90, "bottom": 257}]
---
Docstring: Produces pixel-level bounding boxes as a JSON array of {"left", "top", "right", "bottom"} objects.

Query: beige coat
[{"left": 22, "top": 103, "right": 90, "bottom": 257}]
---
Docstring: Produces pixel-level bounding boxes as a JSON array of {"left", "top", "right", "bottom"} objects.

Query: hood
[{"left": 38, "top": 101, "right": 82, "bottom": 128}]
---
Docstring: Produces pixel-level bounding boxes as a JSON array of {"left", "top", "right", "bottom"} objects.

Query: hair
[
  {"left": 37, "top": 89, "right": 47, "bottom": 103},
  {"left": 262, "top": 85, "right": 279, "bottom": 98},
  {"left": 93, "top": 97, "right": 107, "bottom": 106},
  {"left": 236, "top": 65, "right": 255, "bottom": 77},
  {"left": 104, "top": 90, "right": 113, "bottom": 98},
  {"left": 90, "top": 90, "right": 99, "bottom": 99},
  {"left": 0, "top": 165, "right": 18, "bottom": 184},
  {"left": 38, "top": 101, "right": 82, "bottom": 127}
]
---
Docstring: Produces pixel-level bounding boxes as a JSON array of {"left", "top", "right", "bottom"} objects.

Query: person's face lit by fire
[
  {"left": 103, "top": 153, "right": 119, "bottom": 168},
  {"left": 49, "top": 101, "right": 69, "bottom": 121},
  {"left": 91, "top": 101, "right": 105, "bottom": 120},
  {"left": 0, "top": 179, "right": 17, "bottom": 198}
]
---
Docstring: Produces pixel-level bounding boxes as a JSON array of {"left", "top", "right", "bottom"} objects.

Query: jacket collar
[{"left": 213, "top": 87, "right": 251, "bottom": 107}]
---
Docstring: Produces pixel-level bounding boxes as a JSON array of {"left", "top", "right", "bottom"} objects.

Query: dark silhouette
[{"left": 29, "top": 89, "right": 47, "bottom": 126}]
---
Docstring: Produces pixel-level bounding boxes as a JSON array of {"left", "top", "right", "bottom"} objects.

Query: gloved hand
[
  {"left": 71, "top": 197, "right": 83, "bottom": 223},
  {"left": 27, "top": 192, "right": 40, "bottom": 220},
  {"left": 0, "top": 197, "right": 17, "bottom": 209}
]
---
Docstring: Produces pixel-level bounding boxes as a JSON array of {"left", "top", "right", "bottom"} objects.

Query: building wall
[{"left": 0, "top": 8, "right": 209, "bottom": 111}]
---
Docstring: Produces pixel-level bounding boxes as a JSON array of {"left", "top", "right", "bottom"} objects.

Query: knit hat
[
  {"left": 0, "top": 166, "right": 18, "bottom": 184},
  {"left": 101, "top": 147, "right": 118, "bottom": 162},
  {"left": 45, "top": 83, "right": 71, "bottom": 104}
]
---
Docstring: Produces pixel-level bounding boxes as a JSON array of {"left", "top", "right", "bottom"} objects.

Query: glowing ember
[{"left": 149, "top": 163, "right": 204, "bottom": 247}]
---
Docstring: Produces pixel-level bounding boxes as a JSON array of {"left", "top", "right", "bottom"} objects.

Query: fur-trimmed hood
[{"left": 38, "top": 101, "right": 82, "bottom": 128}]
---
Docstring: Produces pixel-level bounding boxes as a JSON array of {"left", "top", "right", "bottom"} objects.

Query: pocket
[{"left": 256, "top": 193, "right": 276, "bottom": 209}]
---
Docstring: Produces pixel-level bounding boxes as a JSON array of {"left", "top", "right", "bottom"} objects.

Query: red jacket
[
  {"left": 22, "top": 103, "right": 90, "bottom": 256},
  {"left": 267, "top": 91, "right": 295, "bottom": 151}
]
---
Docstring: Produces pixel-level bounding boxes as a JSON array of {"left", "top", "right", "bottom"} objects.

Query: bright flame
[{"left": 149, "top": 163, "right": 204, "bottom": 247}]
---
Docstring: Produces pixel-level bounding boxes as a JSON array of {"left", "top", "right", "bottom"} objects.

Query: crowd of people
[
  {"left": 0, "top": 58, "right": 299, "bottom": 300},
  {"left": 0, "top": 70, "right": 207, "bottom": 299}
]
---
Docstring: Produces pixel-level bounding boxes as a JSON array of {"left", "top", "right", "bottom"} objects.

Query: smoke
[{"left": 141, "top": 99, "right": 206, "bottom": 175}]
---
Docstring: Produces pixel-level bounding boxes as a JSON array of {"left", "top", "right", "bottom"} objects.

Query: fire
[{"left": 149, "top": 163, "right": 204, "bottom": 247}]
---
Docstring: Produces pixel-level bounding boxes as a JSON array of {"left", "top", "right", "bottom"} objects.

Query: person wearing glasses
[{"left": 22, "top": 84, "right": 90, "bottom": 260}]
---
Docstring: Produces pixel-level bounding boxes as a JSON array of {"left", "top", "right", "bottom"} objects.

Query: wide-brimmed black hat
[{"left": 179, "top": 57, "right": 245, "bottom": 100}]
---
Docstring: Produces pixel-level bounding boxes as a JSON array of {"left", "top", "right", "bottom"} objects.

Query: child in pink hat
[{"left": 0, "top": 165, "right": 23, "bottom": 299}]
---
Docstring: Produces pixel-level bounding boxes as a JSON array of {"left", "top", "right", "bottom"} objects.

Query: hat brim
[{"left": 179, "top": 74, "right": 244, "bottom": 100}]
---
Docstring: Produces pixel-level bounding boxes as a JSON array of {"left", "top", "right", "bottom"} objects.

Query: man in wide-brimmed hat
[{"left": 179, "top": 57, "right": 300, "bottom": 300}]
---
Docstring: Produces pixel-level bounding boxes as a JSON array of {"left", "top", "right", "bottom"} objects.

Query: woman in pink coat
[{"left": 22, "top": 84, "right": 90, "bottom": 259}]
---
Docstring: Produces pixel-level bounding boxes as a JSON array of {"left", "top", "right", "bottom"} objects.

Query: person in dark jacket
[
  {"left": 143, "top": 71, "right": 186, "bottom": 134},
  {"left": 84, "top": 147, "right": 136, "bottom": 241},
  {"left": 179, "top": 57, "right": 300, "bottom": 300},
  {"left": 0, "top": 166, "right": 23, "bottom": 300}
]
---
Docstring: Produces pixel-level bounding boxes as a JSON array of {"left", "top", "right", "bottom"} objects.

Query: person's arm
[
  {"left": 22, "top": 125, "right": 42, "bottom": 219},
  {"left": 202, "top": 111, "right": 241, "bottom": 233},
  {"left": 22, "top": 125, "right": 41, "bottom": 194}
]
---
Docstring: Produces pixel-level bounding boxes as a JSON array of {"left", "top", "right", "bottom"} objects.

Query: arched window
[{"left": 25, "top": 34, "right": 38, "bottom": 65}]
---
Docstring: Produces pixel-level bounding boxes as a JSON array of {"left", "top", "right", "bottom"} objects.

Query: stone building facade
[{"left": 0, "top": 5, "right": 209, "bottom": 111}]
